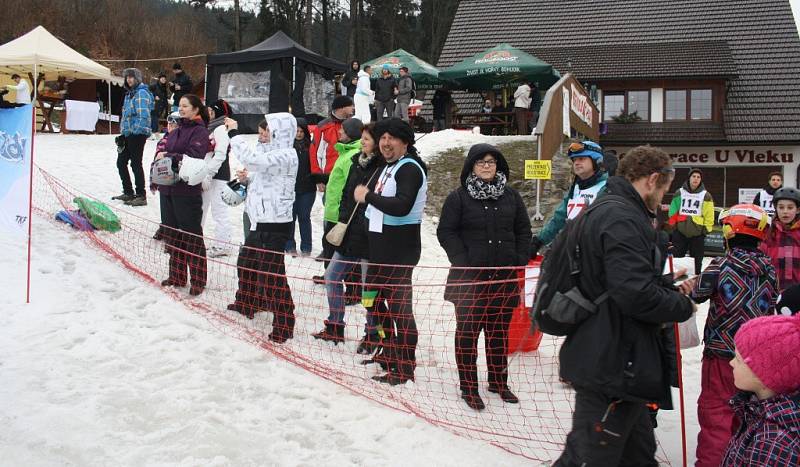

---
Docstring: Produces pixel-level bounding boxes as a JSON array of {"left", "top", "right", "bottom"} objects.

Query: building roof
[
  {"left": 438, "top": 0, "right": 800, "bottom": 143},
  {"left": 602, "top": 122, "right": 728, "bottom": 145},
  {"left": 531, "top": 41, "right": 737, "bottom": 82}
]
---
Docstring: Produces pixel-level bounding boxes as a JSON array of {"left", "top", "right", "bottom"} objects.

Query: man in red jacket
[{"left": 310, "top": 95, "right": 355, "bottom": 191}]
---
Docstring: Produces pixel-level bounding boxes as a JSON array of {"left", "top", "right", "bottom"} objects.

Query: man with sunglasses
[
  {"left": 530, "top": 140, "right": 608, "bottom": 257},
  {"left": 554, "top": 145, "right": 694, "bottom": 466}
]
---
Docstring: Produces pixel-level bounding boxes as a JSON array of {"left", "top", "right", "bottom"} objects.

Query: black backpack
[
  {"left": 410, "top": 77, "right": 417, "bottom": 100},
  {"left": 532, "top": 194, "right": 625, "bottom": 336}
]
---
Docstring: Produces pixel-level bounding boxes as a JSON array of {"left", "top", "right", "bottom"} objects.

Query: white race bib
[
  {"left": 758, "top": 190, "right": 775, "bottom": 216},
  {"left": 566, "top": 181, "right": 606, "bottom": 220},
  {"left": 679, "top": 188, "right": 706, "bottom": 217}
]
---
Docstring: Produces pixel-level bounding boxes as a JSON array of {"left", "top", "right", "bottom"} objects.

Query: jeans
[
  {"left": 433, "top": 118, "right": 446, "bottom": 131},
  {"left": 286, "top": 191, "right": 315, "bottom": 253},
  {"left": 325, "top": 251, "right": 370, "bottom": 327},
  {"left": 375, "top": 100, "right": 395, "bottom": 121}
]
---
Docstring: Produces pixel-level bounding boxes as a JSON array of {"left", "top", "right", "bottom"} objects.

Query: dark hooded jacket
[
  {"left": 170, "top": 70, "right": 193, "bottom": 106},
  {"left": 343, "top": 61, "right": 360, "bottom": 97},
  {"left": 437, "top": 144, "right": 532, "bottom": 306},
  {"left": 337, "top": 151, "right": 386, "bottom": 259},
  {"left": 294, "top": 119, "right": 315, "bottom": 194},
  {"left": 558, "top": 176, "right": 694, "bottom": 405}
]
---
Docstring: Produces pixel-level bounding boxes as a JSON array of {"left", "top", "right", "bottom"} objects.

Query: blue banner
[{"left": 0, "top": 104, "right": 34, "bottom": 236}]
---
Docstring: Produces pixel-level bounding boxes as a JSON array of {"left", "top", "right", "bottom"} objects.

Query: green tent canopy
[
  {"left": 440, "top": 43, "right": 560, "bottom": 90},
  {"left": 363, "top": 48, "right": 449, "bottom": 90}
]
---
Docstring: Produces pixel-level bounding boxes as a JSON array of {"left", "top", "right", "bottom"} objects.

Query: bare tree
[{"left": 304, "top": 0, "right": 313, "bottom": 47}]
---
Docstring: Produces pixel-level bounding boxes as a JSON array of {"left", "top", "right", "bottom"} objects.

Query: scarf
[
  {"left": 358, "top": 151, "right": 377, "bottom": 168},
  {"left": 466, "top": 172, "right": 507, "bottom": 200}
]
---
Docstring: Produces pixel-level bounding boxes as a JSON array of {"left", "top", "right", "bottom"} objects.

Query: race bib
[
  {"left": 758, "top": 190, "right": 775, "bottom": 216},
  {"left": 679, "top": 188, "right": 705, "bottom": 217},
  {"left": 566, "top": 181, "right": 606, "bottom": 220}
]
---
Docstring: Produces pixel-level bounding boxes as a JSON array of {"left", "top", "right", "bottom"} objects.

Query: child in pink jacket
[{"left": 761, "top": 187, "right": 800, "bottom": 290}]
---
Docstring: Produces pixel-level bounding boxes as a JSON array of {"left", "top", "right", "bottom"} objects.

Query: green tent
[
  {"left": 363, "top": 48, "right": 448, "bottom": 90},
  {"left": 440, "top": 43, "right": 560, "bottom": 91}
]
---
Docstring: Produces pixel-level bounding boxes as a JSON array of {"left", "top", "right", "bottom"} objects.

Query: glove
[
  {"left": 530, "top": 236, "right": 544, "bottom": 258},
  {"left": 201, "top": 176, "right": 212, "bottom": 192},
  {"left": 115, "top": 135, "right": 127, "bottom": 154}
]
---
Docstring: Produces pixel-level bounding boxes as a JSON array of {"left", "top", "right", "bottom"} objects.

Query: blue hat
[{"left": 567, "top": 140, "right": 603, "bottom": 162}]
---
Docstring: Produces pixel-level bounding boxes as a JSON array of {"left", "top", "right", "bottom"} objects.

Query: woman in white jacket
[
  {"left": 354, "top": 65, "right": 373, "bottom": 124},
  {"left": 202, "top": 100, "right": 234, "bottom": 257},
  {"left": 224, "top": 112, "right": 299, "bottom": 344}
]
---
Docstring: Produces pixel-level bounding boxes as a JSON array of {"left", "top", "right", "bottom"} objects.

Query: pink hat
[{"left": 734, "top": 314, "right": 800, "bottom": 395}]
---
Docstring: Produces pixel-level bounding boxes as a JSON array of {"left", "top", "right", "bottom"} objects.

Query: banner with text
[{"left": 0, "top": 104, "right": 33, "bottom": 236}]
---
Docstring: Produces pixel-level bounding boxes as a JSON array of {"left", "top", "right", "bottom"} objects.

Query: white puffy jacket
[{"left": 229, "top": 112, "right": 298, "bottom": 225}]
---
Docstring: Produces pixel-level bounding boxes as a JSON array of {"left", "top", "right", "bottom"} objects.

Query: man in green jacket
[
  {"left": 530, "top": 141, "right": 608, "bottom": 256},
  {"left": 313, "top": 118, "right": 364, "bottom": 283}
]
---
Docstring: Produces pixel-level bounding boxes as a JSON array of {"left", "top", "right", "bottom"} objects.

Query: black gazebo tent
[{"left": 206, "top": 31, "right": 346, "bottom": 132}]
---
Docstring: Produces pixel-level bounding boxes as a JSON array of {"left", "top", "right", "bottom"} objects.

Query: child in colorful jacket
[
  {"left": 668, "top": 168, "right": 715, "bottom": 274},
  {"left": 721, "top": 313, "right": 800, "bottom": 466},
  {"left": 760, "top": 187, "right": 800, "bottom": 290},
  {"left": 688, "top": 204, "right": 778, "bottom": 467}
]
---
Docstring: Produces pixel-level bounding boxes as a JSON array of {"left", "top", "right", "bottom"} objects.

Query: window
[
  {"left": 691, "top": 89, "right": 712, "bottom": 120},
  {"left": 603, "top": 93, "right": 625, "bottom": 121},
  {"left": 627, "top": 90, "right": 649, "bottom": 120},
  {"left": 665, "top": 90, "right": 687, "bottom": 120}
]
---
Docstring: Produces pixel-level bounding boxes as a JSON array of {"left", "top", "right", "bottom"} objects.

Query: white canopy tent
[{"left": 0, "top": 26, "right": 122, "bottom": 132}]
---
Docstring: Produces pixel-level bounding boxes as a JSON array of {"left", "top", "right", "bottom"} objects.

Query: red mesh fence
[{"left": 32, "top": 165, "right": 674, "bottom": 464}]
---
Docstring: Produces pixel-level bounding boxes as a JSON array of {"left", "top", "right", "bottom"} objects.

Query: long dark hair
[{"left": 180, "top": 94, "right": 209, "bottom": 125}]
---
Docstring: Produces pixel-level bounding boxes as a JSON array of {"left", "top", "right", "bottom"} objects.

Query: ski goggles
[
  {"left": 567, "top": 141, "right": 603, "bottom": 159},
  {"left": 167, "top": 114, "right": 180, "bottom": 124}
]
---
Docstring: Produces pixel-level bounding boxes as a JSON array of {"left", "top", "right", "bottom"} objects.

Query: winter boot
[
  {"left": 269, "top": 312, "right": 295, "bottom": 343},
  {"left": 356, "top": 333, "right": 380, "bottom": 355},
  {"left": 125, "top": 195, "right": 147, "bottom": 206},
  {"left": 461, "top": 389, "right": 485, "bottom": 411},
  {"left": 112, "top": 193, "right": 135, "bottom": 202},
  {"left": 312, "top": 321, "right": 345, "bottom": 344},
  {"left": 488, "top": 385, "right": 519, "bottom": 404}
]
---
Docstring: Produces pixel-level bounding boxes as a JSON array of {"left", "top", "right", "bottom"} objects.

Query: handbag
[{"left": 326, "top": 167, "right": 379, "bottom": 247}]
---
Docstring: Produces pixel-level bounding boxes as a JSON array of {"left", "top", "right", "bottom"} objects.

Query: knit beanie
[
  {"left": 208, "top": 99, "right": 233, "bottom": 118},
  {"left": 688, "top": 168, "right": 703, "bottom": 179},
  {"left": 332, "top": 95, "right": 354, "bottom": 111},
  {"left": 734, "top": 314, "right": 800, "bottom": 394},
  {"left": 342, "top": 118, "right": 363, "bottom": 140}
]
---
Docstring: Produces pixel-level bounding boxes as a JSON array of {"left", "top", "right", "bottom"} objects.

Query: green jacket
[
  {"left": 324, "top": 139, "right": 362, "bottom": 223},
  {"left": 538, "top": 171, "right": 608, "bottom": 245}
]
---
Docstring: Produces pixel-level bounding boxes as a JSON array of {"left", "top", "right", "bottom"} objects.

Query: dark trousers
[
  {"left": 320, "top": 220, "right": 336, "bottom": 266},
  {"left": 160, "top": 193, "right": 207, "bottom": 288},
  {"left": 117, "top": 134, "right": 147, "bottom": 196},
  {"left": 671, "top": 230, "right": 705, "bottom": 275},
  {"left": 235, "top": 225, "right": 295, "bottom": 337},
  {"left": 366, "top": 264, "right": 418, "bottom": 378},
  {"left": 286, "top": 191, "right": 315, "bottom": 253},
  {"left": 514, "top": 107, "right": 529, "bottom": 135},
  {"left": 375, "top": 100, "right": 395, "bottom": 121},
  {"left": 555, "top": 389, "right": 658, "bottom": 467},
  {"left": 455, "top": 285, "right": 514, "bottom": 391}
]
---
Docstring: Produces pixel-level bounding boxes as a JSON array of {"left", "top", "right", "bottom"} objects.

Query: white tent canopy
[{"left": 0, "top": 25, "right": 120, "bottom": 84}]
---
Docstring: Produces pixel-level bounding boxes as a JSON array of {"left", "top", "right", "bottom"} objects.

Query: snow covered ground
[{"left": 0, "top": 132, "right": 708, "bottom": 465}]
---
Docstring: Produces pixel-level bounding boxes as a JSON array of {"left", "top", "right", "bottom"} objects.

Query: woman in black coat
[{"left": 436, "top": 143, "right": 532, "bottom": 411}]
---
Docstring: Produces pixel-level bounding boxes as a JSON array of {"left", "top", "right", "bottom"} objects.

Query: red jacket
[
  {"left": 309, "top": 115, "right": 343, "bottom": 183},
  {"left": 760, "top": 218, "right": 800, "bottom": 290}
]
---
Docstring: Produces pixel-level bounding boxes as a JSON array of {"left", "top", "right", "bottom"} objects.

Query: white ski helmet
[
  {"left": 178, "top": 157, "right": 208, "bottom": 186},
  {"left": 221, "top": 179, "right": 247, "bottom": 206}
]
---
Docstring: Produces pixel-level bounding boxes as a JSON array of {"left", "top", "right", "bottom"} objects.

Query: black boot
[
  {"left": 461, "top": 389, "right": 485, "bottom": 411},
  {"left": 488, "top": 385, "right": 519, "bottom": 404},
  {"left": 269, "top": 312, "right": 295, "bottom": 343},
  {"left": 312, "top": 321, "right": 345, "bottom": 344},
  {"left": 356, "top": 333, "right": 380, "bottom": 355}
]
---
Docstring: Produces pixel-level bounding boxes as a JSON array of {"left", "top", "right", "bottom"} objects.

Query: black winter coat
[
  {"left": 374, "top": 76, "right": 398, "bottom": 103},
  {"left": 558, "top": 176, "right": 693, "bottom": 405},
  {"left": 170, "top": 72, "right": 193, "bottom": 105},
  {"left": 337, "top": 153, "right": 385, "bottom": 259},
  {"left": 294, "top": 123, "right": 315, "bottom": 194},
  {"left": 437, "top": 143, "right": 532, "bottom": 306}
]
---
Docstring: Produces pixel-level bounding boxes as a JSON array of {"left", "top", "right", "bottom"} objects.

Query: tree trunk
[
  {"left": 321, "top": 0, "right": 329, "bottom": 56},
  {"left": 234, "top": 0, "right": 241, "bottom": 50},
  {"left": 348, "top": 0, "right": 357, "bottom": 58},
  {"left": 304, "top": 0, "right": 313, "bottom": 47}
]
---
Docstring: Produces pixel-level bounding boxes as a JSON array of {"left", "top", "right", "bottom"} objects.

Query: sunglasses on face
[{"left": 475, "top": 159, "right": 497, "bottom": 167}]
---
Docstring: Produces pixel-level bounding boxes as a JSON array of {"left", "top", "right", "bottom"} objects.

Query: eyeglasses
[{"left": 475, "top": 160, "right": 497, "bottom": 167}]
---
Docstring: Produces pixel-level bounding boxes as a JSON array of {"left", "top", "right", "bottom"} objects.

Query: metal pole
[
  {"left": 26, "top": 61, "right": 38, "bottom": 303},
  {"left": 108, "top": 80, "right": 112, "bottom": 134},
  {"left": 291, "top": 56, "right": 296, "bottom": 113}
]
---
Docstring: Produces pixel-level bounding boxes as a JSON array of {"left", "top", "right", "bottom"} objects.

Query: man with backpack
[
  {"left": 537, "top": 145, "right": 695, "bottom": 466},
  {"left": 394, "top": 66, "right": 415, "bottom": 122}
]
